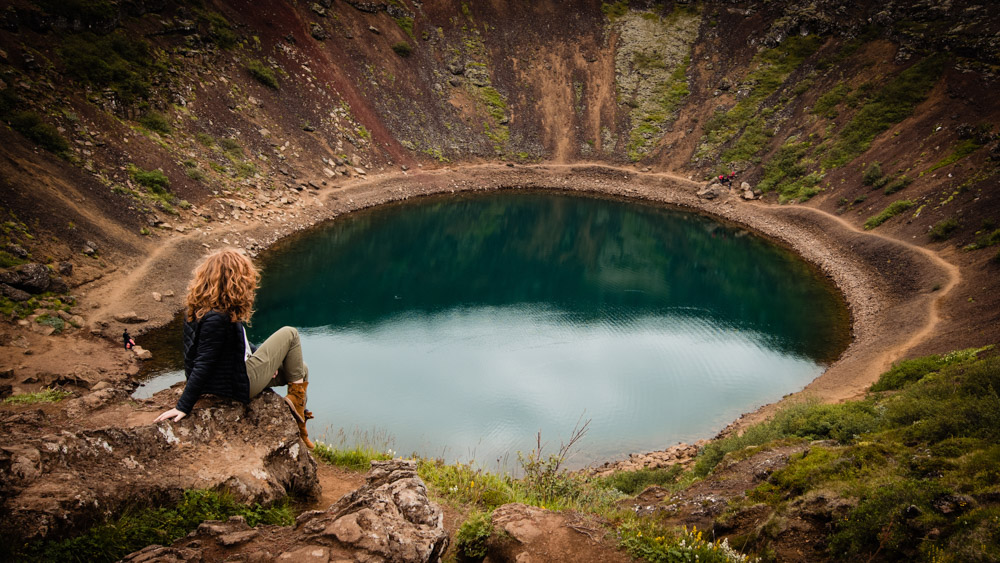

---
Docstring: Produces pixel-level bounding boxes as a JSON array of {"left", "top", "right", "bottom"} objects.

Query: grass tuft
[
  {"left": 391, "top": 42, "right": 413, "bottom": 57},
  {"left": 127, "top": 164, "right": 170, "bottom": 195},
  {"left": 246, "top": 59, "right": 278, "bottom": 89},
  {"left": 863, "top": 199, "right": 915, "bottom": 229},
  {"left": 455, "top": 510, "right": 493, "bottom": 559},
  {"left": 3, "top": 387, "right": 73, "bottom": 404},
  {"left": 312, "top": 427, "right": 394, "bottom": 471},
  {"left": 928, "top": 217, "right": 959, "bottom": 241},
  {"left": 138, "top": 112, "right": 171, "bottom": 135}
]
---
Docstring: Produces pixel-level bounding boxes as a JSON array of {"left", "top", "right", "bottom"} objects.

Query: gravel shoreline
[{"left": 76, "top": 163, "right": 957, "bottom": 471}]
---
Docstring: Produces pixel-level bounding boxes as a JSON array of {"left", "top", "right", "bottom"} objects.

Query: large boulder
[
  {"left": 123, "top": 459, "right": 449, "bottom": 563},
  {"left": 0, "top": 262, "right": 67, "bottom": 294},
  {"left": 0, "top": 391, "right": 318, "bottom": 545},
  {"left": 293, "top": 459, "right": 448, "bottom": 562},
  {"left": 696, "top": 183, "right": 726, "bottom": 200}
]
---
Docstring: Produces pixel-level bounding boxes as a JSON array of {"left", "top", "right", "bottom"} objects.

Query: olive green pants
[{"left": 246, "top": 326, "right": 309, "bottom": 398}]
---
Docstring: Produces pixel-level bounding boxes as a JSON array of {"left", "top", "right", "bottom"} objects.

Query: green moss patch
[{"left": 864, "top": 199, "right": 916, "bottom": 229}]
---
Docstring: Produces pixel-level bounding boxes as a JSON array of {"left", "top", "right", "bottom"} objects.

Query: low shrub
[
  {"left": 723, "top": 348, "right": 998, "bottom": 560},
  {"left": 8, "top": 111, "right": 70, "bottom": 155},
  {"left": 391, "top": 42, "right": 413, "bottom": 57},
  {"left": 601, "top": 1, "right": 629, "bottom": 21},
  {"left": 36, "top": 314, "right": 66, "bottom": 333},
  {"left": 863, "top": 199, "right": 915, "bottom": 229},
  {"left": 965, "top": 227, "right": 1000, "bottom": 250},
  {"left": 928, "top": 217, "right": 959, "bottom": 241},
  {"left": 828, "top": 479, "right": 950, "bottom": 560},
  {"left": 127, "top": 165, "right": 170, "bottom": 195},
  {"left": 138, "top": 111, "right": 171, "bottom": 135},
  {"left": 246, "top": 59, "right": 278, "bottom": 89},
  {"left": 201, "top": 11, "right": 238, "bottom": 49},
  {"left": 883, "top": 175, "right": 912, "bottom": 195},
  {"left": 870, "top": 355, "right": 948, "bottom": 391},
  {"left": 861, "top": 162, "right": 884, "bottom": 187},
  {"left": 393, "top": 16, "right": 414, "bottom": 37},
  {"left": 184, "top": 167, "right": 205, "bottom": 182},
  {"left": 195, "top": 132, "right": 215, "bottom": 147},
  {"left": 694, "top": 422, "right": 787, "bottom": 477},
  {"left": 219, "top": 137, "right": 243, "bottom": 156},
  {"left": 417, "top": 459, "right": 521, "bottom": 509},
  {"left": 455, "top": 510, "right": 493, "bottom": 560}
]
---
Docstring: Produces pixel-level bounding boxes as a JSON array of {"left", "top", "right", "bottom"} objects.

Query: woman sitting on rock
[{"left": 154, "top": 248, "right": 314, "bottom": 448}]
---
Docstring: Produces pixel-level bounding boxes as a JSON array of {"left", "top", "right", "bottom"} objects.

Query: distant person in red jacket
[{"left": 123, "top": 330, "right": 134, "bottom": 350}]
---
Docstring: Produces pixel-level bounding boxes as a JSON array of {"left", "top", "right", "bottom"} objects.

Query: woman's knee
[{"left": 278, "top": 326, "right": 299, "bottom": 343}]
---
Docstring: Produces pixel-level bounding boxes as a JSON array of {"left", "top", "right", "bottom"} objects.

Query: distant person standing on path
[
  {"left": 123, "top": 329, "right": 134, "bottom": 350},
  {"left": 154, "top": 248, "right": 315, "bottom": 448}
]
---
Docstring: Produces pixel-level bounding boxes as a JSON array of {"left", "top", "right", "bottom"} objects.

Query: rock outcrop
[
  {"left": 697, "top": 183, "right": 726, "bottom": 200},
  {"left": 0, "top": 262, "right": 69, "bottom": 295},
  {"left": 0, "top": 391, "right": 318, "bottom": 545},
  {"left": 123, "top": 459, "right": 448, "bottom": 563}
]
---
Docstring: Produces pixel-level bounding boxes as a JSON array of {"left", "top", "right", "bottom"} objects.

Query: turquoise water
[{"left": 140, "top": 191, "right": 850, "bottom": 468}]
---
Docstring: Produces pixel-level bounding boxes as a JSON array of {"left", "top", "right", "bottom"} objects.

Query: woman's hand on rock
[{"left": 155, "top": 408, "right": 187, "bottom": 423}]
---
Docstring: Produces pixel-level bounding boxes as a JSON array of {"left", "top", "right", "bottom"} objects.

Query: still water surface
[{"left": 139, "top": 191, "right": 850, "bottom": 468}]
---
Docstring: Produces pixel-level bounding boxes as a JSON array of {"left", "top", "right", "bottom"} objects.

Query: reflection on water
[{"left": 142, "top": 191, "right": 850, "bottom": 468}]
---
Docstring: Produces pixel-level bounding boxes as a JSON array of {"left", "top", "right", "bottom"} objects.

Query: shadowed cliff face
[{"left": 0, "top": 1, "right": 998, "bottom": 337}]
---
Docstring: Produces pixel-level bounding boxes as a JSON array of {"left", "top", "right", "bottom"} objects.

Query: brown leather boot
[{"left": 285, "top": 382, "right": 314, "bottom": 449}]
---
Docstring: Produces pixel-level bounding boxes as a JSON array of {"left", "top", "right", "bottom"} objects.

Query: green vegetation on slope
[
  {"left": 246, "top": 59, "right": 279, "bottom": 89},
  {"left": 701, "top": 34, "right": 823, "bottom": 165},
  {"left": 59, "top": 30, "right": 163, "bottom": 104},
  {"left": 724, "top": 347, "right": 999, "bottom": 561},
  {"left": 10, "top": 490, "right": 293, "bottom": 563},
  {"left": 755, "top": 137, "right": 824, "bottom": 203},
  {"left": 822, "top": 54, "right": 946, "bottom": 168},
  {"left": 864, "top": 199, "right": 916, "bottom": 229},
  {"left": 927, "top": 138, "right": 983, "bottom": 173}
]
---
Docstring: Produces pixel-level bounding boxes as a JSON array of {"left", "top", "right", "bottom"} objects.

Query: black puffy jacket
[{"left": 177, "top": 311, "right": 253, "bottom": 414}]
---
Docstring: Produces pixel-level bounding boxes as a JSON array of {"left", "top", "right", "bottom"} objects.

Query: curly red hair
[{"left": 185, "top": 248, "right": 260, "bottom": 323}]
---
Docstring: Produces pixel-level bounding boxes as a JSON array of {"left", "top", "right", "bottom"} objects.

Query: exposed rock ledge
[
  {"left": 0, "top": 391, "right": 318, "bottom": 545},
  {"left": 124, "top": 459, "right": 449, "bottom": 563}
]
